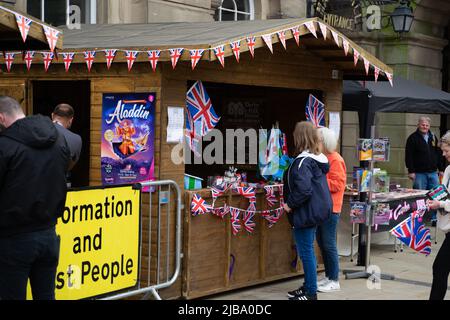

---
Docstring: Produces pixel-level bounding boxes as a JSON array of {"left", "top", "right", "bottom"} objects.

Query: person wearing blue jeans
[{"left": 316, "top": 214, "right": 340, "bottom": 282}]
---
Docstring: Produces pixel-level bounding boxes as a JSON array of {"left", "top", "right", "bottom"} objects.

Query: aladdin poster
[{"left": 101, "top": 93, "right": 155, "bottom": 190}]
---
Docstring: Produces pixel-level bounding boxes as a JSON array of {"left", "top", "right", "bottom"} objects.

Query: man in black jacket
[
  {"left": 0, "top": 96, "right": 70, "bottom": 300},
  {"left": 405, "top": 116, "right": 445, "bottom": 223}
]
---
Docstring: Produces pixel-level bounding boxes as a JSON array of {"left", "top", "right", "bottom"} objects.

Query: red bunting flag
[
  {"left": 104, "top": 49, "right": 117, "bottom": 70},
  {"left": 61, "top": 52, "right": 75, "bottom": 72},
  {"left": 262, "top": 34, "right": 273, "bottom": 53},
  {"left": 169, "top": 48, "right": 184, "bottom": 69},
  {"left": 374, "top": 66, "right": 380, "bottom": 82},
  {"left": 318, "top": 22, "right": 327, "bottom": 40},
  {"left": 84, "top": 51, "right": 96, "bottom": 72},
  {"left": 342, "top": 39, "right": 350, "bottom": 56},
  {"left": 14, "top": 14, "right": 32, "bottom": 43},
  {"left": 246, "top": 36, "right": 256, "bottom": 57},
  {"left": 41, "top": 52, "right": 54, "bottom": 72},
  {"left": 230, "top": 40, "right": 241, "bottom": 62},
  {"left": 147, "top": 50, "right": 160, "bottom": 72},
  {"left": 23, "top": 51, "right": 35, "bottom": 71},
  {"left": 353, "top": 49, "right": 360, "bottom": 66},
  {"left": 304, "top": 21, "right": 317, "bottom": 38},
  {"left": 364, "top": 58, "right": 370, "bottom": 75},
  {"left": 213, "top": 45, "right": 226, "bottom": 67},
  {"left": 43, "top": 26, "right": 60, "bottom": 52},
  {"left": 4, "top": 52, "right": 15, "bottom": 72},
  {"left": 189, "top": 49, "right": 204, "bottom": 70},
  {"left": 291, "top": 27, "right": 300, "bottom": 46},
  {"left": 386, "top": 72, "right": 394, "bottom": 87},
  {"left": 277, "top": 30, "right": 287, "bottom": 50},
  {"left": 125, "top": 50, "right": 138, "bottom": 71}
]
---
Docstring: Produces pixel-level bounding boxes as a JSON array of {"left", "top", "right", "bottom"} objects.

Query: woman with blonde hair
[
  {"left": 283, "top": 121, "right": 332, "bottom": 300},
  {"left": 426, "top": 130, "right": 450, "bottom": 300},
  {"left": 316, "top": 127, "right": 346, "bottom": 293}
]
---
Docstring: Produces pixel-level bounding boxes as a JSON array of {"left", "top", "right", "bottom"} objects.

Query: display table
[{"left": 182, "top": 188, "right": 324, "bottom": 299}]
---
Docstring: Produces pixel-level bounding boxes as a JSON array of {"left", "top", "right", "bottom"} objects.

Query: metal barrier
[{"left": 100, "top": 180, "right": 183, "bottom": 300}]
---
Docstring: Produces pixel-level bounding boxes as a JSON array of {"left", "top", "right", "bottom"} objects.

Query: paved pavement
[{"left": 207, "top": 227, "right": 449, "bottom": 300}]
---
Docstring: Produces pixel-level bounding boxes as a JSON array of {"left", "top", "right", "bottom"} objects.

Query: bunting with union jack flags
[
  {"left": 230, "top": 208, "right": 241, "bottom": 235},
  {"left": 190, "top": 193, "right": 213, "bottom": 216},
  {"left": 243, "top": 210, "right": 256, "bottom": 233},
  {"left": 147, "top": 50, "right": 160, "bottom": 72},
  {"left": 104, "top": 49, "right": 117, "bottom": 70},
  {"left": 390, "top": 214, "right": 431, "bottom": 256},
  {"left": 14, "top": 14, "right": 32, "bottom": 43},
  {"left": 305, "top": 94, "right": 325, "bottom": 128},
  {"left": 61, "top": 52, "right": 75, "bottom": 72},
  {"left": 186, "top": 80, "right": 220, "bottom": 136}
]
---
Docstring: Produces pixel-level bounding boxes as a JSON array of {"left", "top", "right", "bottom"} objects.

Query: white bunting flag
[
  {"left": 61, "top": 52, "right": 75, "bottom": 72},
  {"left": 104, "top": 49, "right": 117, "bottom": 70},
  {"left": 262, "top": 34, "right": 273, "bottom": 53},
  {"left": 213, "top": 45, "right": 226, "bottom": 67},
  {"left": 14, "top": 14, "right": 32, "bottom": 43},
  {"left": 43, "top": 26, "right": 60, "bottom": 52},
  {"left": 364, "top": 58, "right": 370, "bottom": 75},
  {"left": 277, "top": 31, "right": 287, "bottom": 50},
  {"left": 385, "top": 72, "right": 394, "bottom": 87},
  {"left": 374, "top": 66, "right": 380, "bottom": 82},
  {"left": 230, "top": 41, "right": 241, "bottom": 62},
  {"left": 318, "top": 22, "right": 327, "bottom": 40},
  {"left": 169, "top": 48, "right": 184, "bottom": 69},
  {"left": 353, "top": 49, "right": 360, "bottom": 66},
  {"left": 189, "top": 49, "right": 204, "bottom": 70},
  {"left": 304, "top": 21, "right": 317, "bottom": 38},
  {"left": 331, "top": 30, "right": 340, "bottom": 47},
  {"left": 291, "top": 27, "right": 300, "bottom": 46},
  {"left": 342, "top": 39, "right": 350, "bottom": 56},
  {"left": 147, "top": 50, "right": 161, "bottom": 72}
]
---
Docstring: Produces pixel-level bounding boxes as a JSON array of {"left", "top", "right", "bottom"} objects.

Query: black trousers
[
  {"left": 0, "top": 228, "right": 60, "bottom": 300},
  {"left": 430, "top": 232, "right": 450, "bottom": 300}
]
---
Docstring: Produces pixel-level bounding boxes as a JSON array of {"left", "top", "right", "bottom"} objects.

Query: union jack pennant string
[
  {"left": 125, "top": 50, "right": 139, "bottom": 71},
  {"left": 305, "top": 94, "right": 325, "bottom": 128},
  {"left": 364, "top": 58, "right": 370, "bottom": 75},
  {"left": 230, "top": 208, "right": 241, "bottom": 235},
  {"left": 262, "top": 34, "right": 273, "bottom": 53},
  {"left": 331, "top": 30, "right": 340, "bottom": 47},
  {"left": 353, "top": 49, "right": 360, "bottom": 66},
  {"left": 41, "top": 52, "right": 54, "bottom": 72},
  {"left": 147, "top": 50, "right": 161, "bottom": 72},
  {"left": 390, "top": 215, "right": 431, "bottom": 256},
  {"left": 190, "top": 193, "right": 212, "bottom": 216},
  {"left": 213, "top": 204, "right": 229, "bottom": 219},
  {"left": 264, "top": 185, "right": 278, "bottom": 207},
  {"left": 84, "top": 51, "right": 96, "bottom": 72},
  {"left": 104, "top": 49, "right": 117, "bottom": 70},
  {"left": 4, "top": 52, "right": 15, "bottom": 73},
  {"left": 230, "top": 41, "right": 241, "bottom": 62},
  {"left": 318, "top": 22, "right": 327, "bottom": 40},
  {"left": 277, "top": 31, "right": 287, "bottom": 50},
  {"left": 243, "top": 210, "right": 256, "bottom": 233},
  {"left": 304, "top": 21, "right": 317, "bottom": 38},
  {"left": 342, "top": 39, "right": 350, "bottom": 56},
  {"left": 246, "top": 36, "right": 256, "bottom": 57},
  {"left": 189, "top": 49, "right": 204, "bottom": 70},
  {"left": 43, "top": 26, "right": 60, "bottom": 52},
  {"left": 385, "top": 72, "right": 394, "bottom": 87},
  {"left": 213, "top": 45, "right": 226, "bottom": 67},
  {"left": 374, "top": 66, "right": 380, "bottom": 82},
  {"left": 14, "top": 14, "right": 32, "bottom": 43},
  {"left": 186, "top": 80, "right": 220, "bottom": 136},
  {"left": 23, "top": 51, "right": 35, "bottom": 71},
  {"left": 169, "top": 48, "right": 184, "bottom": 69},
  {"left": 291, "top": 27, "right": 300, "bottom": 46},
  {"left": 61, "top": 52, "right": 75, "bottom": 72}
]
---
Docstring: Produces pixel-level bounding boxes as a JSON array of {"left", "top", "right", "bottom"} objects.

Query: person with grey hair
[
  {"left": 426, "top": 130, "right": 450, "bottom": 300},
  {"left": 315, "top": 127, "right": 346, "bottom": 293},
  {"left": 0, "top": 96, "right": 70, "bottom": 300},
  {"left": 405, "top": 116, "right": 445, "bottom": 225}
]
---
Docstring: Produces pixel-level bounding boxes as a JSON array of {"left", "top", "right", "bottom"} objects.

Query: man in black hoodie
[{"left": 0, "top": 96, "right": 70, "bottom": 300}]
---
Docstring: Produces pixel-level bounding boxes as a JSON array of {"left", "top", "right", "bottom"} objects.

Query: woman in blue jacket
[{"left": 283, "top": 121, "right": 332, "bottom": 300}]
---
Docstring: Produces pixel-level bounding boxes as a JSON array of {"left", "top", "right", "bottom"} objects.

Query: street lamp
[{"left": 390, "top": 0, "right": 414, "bottom": 34}]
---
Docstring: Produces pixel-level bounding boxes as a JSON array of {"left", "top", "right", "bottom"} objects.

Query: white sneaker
[
  {"left": 317, "top": 277, "right": 330, "bottom": 287},
  {"left": 317, "top": 280, "right": 341, "bottom": 293}
]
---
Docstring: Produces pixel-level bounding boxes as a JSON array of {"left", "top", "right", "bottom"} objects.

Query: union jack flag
[
  {"left": 305, "top": 94, "right": 325, "bottom": 128},
  {"left": 213, "top": 45, "right": 225, "bottom": 67},
  {"left": 230, "top": 208, "right": 241, "bottom": 235},
  {"left": 262, "top": 34, "right": 273, "bottom": 53},
  {"left": 374, "top": 66, "right": 380, "bottom": 82},
  {"left": 185, "top": 108, "right": 201, "bottom": 156},
  {"left": 243, "top": 210, "right": 256, "bottom": 233},
  {"left": 189, "top": 49, "right": 204, "bottom": 70},
  {"left": 125, "top": 50, "right": 139, "bottom": 71},
  {"left": 15, "top": 14, "right": 32, "bottom": 43},
  {"left": 61, "top": 52, "right": 75, "bottom": 72},
  {"left": 169, "top": 48, "right": 184, "bottom": 69},
  {"left": 211, "top": 184, "right": 230, "bottom": 206},
  {"left": 247, "top": 197, "right": 257, "bottom": 212},
  {"left": 354, "top": 49, "right": 360, "bottom": 66},
  {"left": 318, "top": 22, "right": 327, "bottom": 40},
  {"left": 147, "top": 50, "right": 160, "bottom": 72},
  {"left": 230, "top": 41, "right": 240, "bottom": 62},
  {"left": 41, "top": 52, "right": 54, "bottom": 72},
  {"left": 191, "top": 193, "right": 212, "bottom": 216},
  {"left": 186, "top": 80, "right": 220, "bottom": 136},
  {"left": 264, "top": 185, "right": 278, "bottom": 207},
  {"left": 262, "top": 208, "right": 283, "bottom": 228},
  {"left": 43, "top": 26, "right": 60, "bottom": 52},
  {"left": 4, "top": 52, "right": 15, "bottom": 73},
  {"left": 277, "top": 31, "right": 286, "bottom": 50},
  {"left": 23, "top": 51, "right": 35, "bottom": 71},
  {"left": 213, "top": 204, "right": 229, "bottom": 219},
  {"left": 390, "top": 215, "right": 431, "bottom": 256},
  {"left": 84, "top": 51, "right": 96, "bottom": 72},
  {"left": 291, "top": 27, "right": 300, "bottom": 46},
  {"left": 104, "top": 49, "right": 117, "bottom": 70},
  {"left": 304, "top": 21, "right": 317, "bottom": 38},
  {"left": 246, "top": 36, "right": 256, "bottom": 57}
]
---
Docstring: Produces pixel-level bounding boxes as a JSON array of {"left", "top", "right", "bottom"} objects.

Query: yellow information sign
[{"left": 27, "top": 185, "right": 141, "bottom": 300}]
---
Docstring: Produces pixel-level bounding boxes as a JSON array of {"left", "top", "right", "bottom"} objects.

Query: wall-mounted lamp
[{"left": 390, "top": 0, "right": 414, "bottom": 34}]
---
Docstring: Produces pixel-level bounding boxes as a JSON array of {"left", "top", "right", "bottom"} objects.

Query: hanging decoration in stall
[
  {"left": 62, "top": 52, "right": 75, "bottom": 72},
  {"left": 84, "top": 50, "right": 96, "bottom": 72},
  {"left": 42, "top": 52, "right": 54, "bottom": 72},
  {"left": 4, "top": 52, "right": 15, "bottom": 72},
  {"left": 14, "top": 14, "right": 32, "bottom": 43},
  {"left": 101, "top": 93, "right": 156, "bottom": 191},
  {"left": 305, "top": 94, "right": 326, "bottom": 128},
  {"left": 1, "top": 20, "right": 393, "bottom": 86},
  {"left": 23, "top": 51, "right": 35, "bottom": 71}
]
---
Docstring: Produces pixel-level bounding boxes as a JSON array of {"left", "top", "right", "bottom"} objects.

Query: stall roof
[
  {"left": 59, "top": 18, "right": 392, "bottom": 81},
  {"left": 0, "top": 5, "right": 63, "bottom": 51}
]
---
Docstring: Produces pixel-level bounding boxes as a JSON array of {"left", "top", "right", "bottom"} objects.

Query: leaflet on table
[{"left": 350, "top": 201, "right": 368, "bottom": 224}]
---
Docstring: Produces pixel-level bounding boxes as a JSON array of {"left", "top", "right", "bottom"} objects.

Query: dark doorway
[{"left": 32, "top": 80, "right": 90, "bottom": 188}]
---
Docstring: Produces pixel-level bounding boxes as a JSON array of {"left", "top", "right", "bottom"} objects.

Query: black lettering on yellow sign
[
  {"left": 73, "top": 227, "right": 103, "bottom": 254},
  {"left": 81, "top": 254, "right": 134, "bottom": 285}
]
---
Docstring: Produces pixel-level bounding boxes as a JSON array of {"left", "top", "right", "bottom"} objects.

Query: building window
[
  {"left": 216, "top": 0, "right": 254, "bottom": 21},
  {"left": 26, "top": 0, "right": 96, "bottom": 27}
]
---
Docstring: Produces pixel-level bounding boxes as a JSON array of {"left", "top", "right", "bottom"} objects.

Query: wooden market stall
[{"left": 0, "top": 17, "right": 392, "bottom": 299}]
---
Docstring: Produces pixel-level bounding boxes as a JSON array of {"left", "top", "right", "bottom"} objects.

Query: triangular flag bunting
[
  {"left": 213, "top": 45, "right": 226, "bottom": 67},
  {"left": 364, "top": 58, "right": 370, "bottom": 75},
  {"left": 169, "top": 48, "right": 184, "bottom": 69},
  {"left": 14, "top": 14, "right": 32, "bottom": 43},
  {"left": 4, "top": 52, "right": 15, "bottom": 72},
  {"left": 125, "top": 50, "right": 138, "bottom": 71},
  {"left": 353, "top": 49, "right": 360, "bottom": 66},
  {"left": 230, "top": 41, "right": 241, "bottom": 62},
  {"left": 331, "top": 30, "right": 340, "bottom": 46},
  {"left": 262, "top": 34, "right": 273, "bottom": 53},
  {"left": 61, "top": 52, "right": 75, "bottom": 72},
  {"left": 374, "top": 66, "right": 380, "bottom": 82},
  {"left": 23, "top": 51, "right": 35, "bottom": 71},
  {"left": 189, "top": 49, "right": 204, "bottom": 70},
  {"left": 304, "top": 21, "right": 317, "bottom": 38},
  {"left": 277, "top": 30, "right": 287, "bottom": 50},
  {"left": 246, "top": 36, "right": 256, "bottom": 57},
  {"left": 291, "top": 27, "right": 300, "bottom": 46},
  {"left": 342, "top": 39, "right": 350, "bottom": 56},
  {"left": 386, "top": 72, "right": 394, "bottom": 87},
  {"left": 147, "top": 50, "right": 161, "bottom": 72},
  {"left": 104, "top": 49, "right": 117, "bottom": 70},
  {"left": 41, "top": 52, "right": 54, "bottom": 72},
  {"left": 43, "top": 26, "right": 60, "bottom": 52},
  {"left": 84, "top": 51, "right": 96, "bottom": 72},
  {"left": 318, "top": 22, "right": 327, "bottom": 40}
]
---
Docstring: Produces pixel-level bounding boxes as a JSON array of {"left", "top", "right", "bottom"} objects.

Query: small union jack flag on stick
[
  {"left": 390, "top": 215, "right": 431, "bottom": 256},
  {"left": 305, "top": 94, "right": 325, "bottom": 128},
  {"left": 191, "top": 193, "right": 212, "bottom": 216}
]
